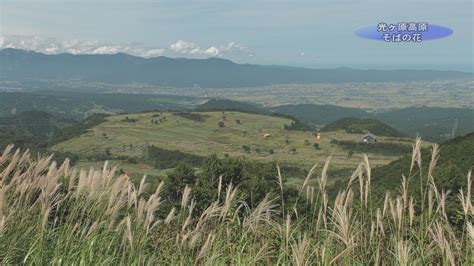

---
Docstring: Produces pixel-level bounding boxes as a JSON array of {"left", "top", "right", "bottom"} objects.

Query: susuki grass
[{"left": 0, "top": 140, "right": 473, "bottom": 264}]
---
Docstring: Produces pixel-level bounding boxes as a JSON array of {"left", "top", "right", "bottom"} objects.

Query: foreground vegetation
[{"left": 0, "top": 138, "right": 472, "bottom": 264}]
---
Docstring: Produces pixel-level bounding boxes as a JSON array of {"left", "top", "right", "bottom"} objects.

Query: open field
[
  {"left": 2, "top": 79, "right": 472, "bottom": 112},
  {"left": 0, "top": 89, "right": 207, "bottom": 119},
  {"left": 73, "top": 160, "right": 168, "bottom": 178},
  {"left": 53, "top": 111, "right": 414, "bottom": 172},
  {"left": 106, "top": 79, "right": 474, "bottom": 109}
]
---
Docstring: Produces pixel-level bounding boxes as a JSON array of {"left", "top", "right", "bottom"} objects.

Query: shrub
[
  {"left": 121, "top": 116, "right": 138, "bottom": 123},
  {"left": 283, "top": 119, "right": 313, "bottom": 131},
  {"left": 330, "top": 139, "right": 411, "bottom": 156},
  {"left": 173, "top": 112, "right": 209, "bottom": 122},
  {"left": 242, "top": 145, "right": 251, "bottom": 152},
  {"left": 147, "top": 145, "right": 205, "bottom": 169}
]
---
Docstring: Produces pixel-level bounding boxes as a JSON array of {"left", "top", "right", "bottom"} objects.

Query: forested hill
[
  {"left": 1, "top": 48, "right": 470, "bottom": 87},
  {"left": 320, "top": 117, "right": 405, "bottom": 137},
  {"left": 266, "top": 104, "right": 474, "bottom": 141},
  {"left": 0, "top": 110, "right": 75, "bottom": 137},
  {"left": 195, "top": 99, "right": 271, "bottom": 114},
  {"left": 0, "top": 111, "right": 108, "bottom": 152},
  {"left": 270, "top": 104, "right": 369, "bottom": 126},
  {"left": 0, "top": 111, "right": 76, "bottom": 150},
  {"left": 371, "top": 132, "right": 474, "bottom": 199},
  {"left": 373, "top": 107, "right": 474, "bottom": 141}
]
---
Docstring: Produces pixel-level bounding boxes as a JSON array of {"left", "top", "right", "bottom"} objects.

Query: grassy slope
[{"left": 53, "top": 111, "right": 411, "bottom": 173}]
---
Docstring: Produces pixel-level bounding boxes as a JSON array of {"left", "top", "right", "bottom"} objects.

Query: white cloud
[
  {"left": 92, "top": 46, "right": 121, "bottom": 54},
  {"left": 142, "top": 48, "right": 166, "bottom": 57},
  {"left": 204, "top": 46, "right": 219, "bottom": 56},
  {"left": 220, "top": 42, "right": 246, "bottom": 52},
  {"left": 170, "top": 40, "right": 248, "bottom": 58},
  {"left": 0, "top": 35, "right": 165, "bottom": 58},
  {"left": 1, "top": 35, "right": 251, "bottom": 59},
  {"left": 170, "top": 40, "right": 201, "bottom": 54}
]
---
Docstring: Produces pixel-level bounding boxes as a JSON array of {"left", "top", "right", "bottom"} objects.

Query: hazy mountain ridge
[{"left": 1, "top": 48, "right": 471, "bottom": 88}]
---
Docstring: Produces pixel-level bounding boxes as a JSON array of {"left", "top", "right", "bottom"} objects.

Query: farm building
[{"left": 362, "top": 133, "right": 377, "bottom": 143}]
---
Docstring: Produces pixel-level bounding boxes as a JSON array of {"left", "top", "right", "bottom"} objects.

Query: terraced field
[{"left": 53, "top": 111, "right": 413, "bottom": 172}]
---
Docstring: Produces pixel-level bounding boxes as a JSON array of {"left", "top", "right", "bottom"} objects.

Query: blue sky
[{"left": 1, "top": 0, "right": 472, "bottom": 71}]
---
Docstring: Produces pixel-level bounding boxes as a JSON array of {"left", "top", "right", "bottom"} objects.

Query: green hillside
[
  {"left": 195, "top": 99, "right": 270, "bottom": 115},
  {"left": 343, "top": 132, "right": 474, "bottom": 224},
  {"left": 371, "top": 132, "right": 474, "bottom": 194},
  {"left": 0, "top": 91, "right": 204, "bottom": 119},
  {"left": 321, "top": 117, "right": 405, "bottom": 137},
  {"left": 3, "top": 92, "right": 472, "bottom": 142},
  {"left": 52, "top": 111, "right": 411, "bottom": 174},
  {"left": 374, "top": 107, "right": 474, "bottom": 142},
  {"left": 270, "top": 104, "right": 369, "bottom": 126},
  {"left": 0, "top": 111, "right": 76, "bottom": 150},
  {"left": 271, "top": 104, "right": 474, "bottom": 141}
]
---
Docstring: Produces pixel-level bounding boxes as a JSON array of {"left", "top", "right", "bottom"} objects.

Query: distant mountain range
[{"left": 1, "top": 48, "right": 471, "bottom": 88}]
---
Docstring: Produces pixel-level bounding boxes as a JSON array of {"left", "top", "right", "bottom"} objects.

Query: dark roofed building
[{"left": 362, "top": 133, "right": 377, "bottom": 143}]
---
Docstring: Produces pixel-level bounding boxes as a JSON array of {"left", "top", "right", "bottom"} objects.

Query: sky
[{"left": 1, "top": 0, "right": 473, "bottom": 71}]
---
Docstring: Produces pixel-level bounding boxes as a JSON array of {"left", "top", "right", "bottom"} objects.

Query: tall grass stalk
[{"left": 0, "top": 142, "right": 472, "bottom": 264}]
